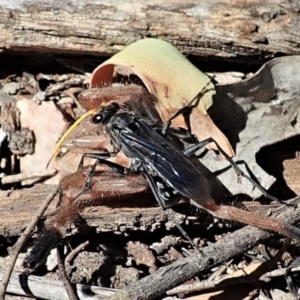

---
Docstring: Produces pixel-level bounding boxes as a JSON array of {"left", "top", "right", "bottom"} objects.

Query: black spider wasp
[
  {"left": 24, "top": 84, "right": 300, "bottom": 269},
  {"left": 71, "top": 85, "right": 300, "bottom": 244}
]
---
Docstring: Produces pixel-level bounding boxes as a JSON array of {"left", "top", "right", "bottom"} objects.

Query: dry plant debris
[{"left": 0, "top": 48, "right": 300, "bottom": 300}]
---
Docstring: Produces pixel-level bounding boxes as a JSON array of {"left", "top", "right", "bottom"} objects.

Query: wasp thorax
[{"left": 108, "top": 113, "right": 139, "bottom": 133}]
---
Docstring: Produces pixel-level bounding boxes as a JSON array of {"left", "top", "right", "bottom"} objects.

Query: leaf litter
[{"left": 0, "top": 45, "right": 300, "bottom": 300}]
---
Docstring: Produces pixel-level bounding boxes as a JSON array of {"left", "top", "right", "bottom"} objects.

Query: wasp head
[
  {"left": 91, "top": 102, "right": 120, "bottom": 125},
  {"left": 107, "top": 113, "right": 140, "bottom": 135}
]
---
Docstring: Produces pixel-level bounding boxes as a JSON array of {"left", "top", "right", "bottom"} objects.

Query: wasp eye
[{"left": 91, "top": 114, "right": 103, "bottom": 124}]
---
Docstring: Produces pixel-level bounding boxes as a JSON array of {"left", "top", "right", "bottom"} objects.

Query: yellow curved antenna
[{"left": 46, "top": 109, "right": 97, "bottom": 168}]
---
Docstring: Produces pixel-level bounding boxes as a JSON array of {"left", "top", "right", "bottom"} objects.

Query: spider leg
[{"left": 195, "top": 199, "right": 300, "bottom": 242}]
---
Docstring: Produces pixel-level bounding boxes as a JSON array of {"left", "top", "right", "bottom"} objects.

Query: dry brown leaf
[
  {"left": 203, "top": 55, "right": 300, "bottom": 197},
  {"left": 90, "top": 38, "right": 234, "bottom": 157},
  {"left": 184, "top": 263, "right": 264, "bottom": 300},
  {"left": 221, "top": 262, "right": 262, "bottom": 279},
  {"left": 180, "top": 263, "right": 260, "bottom": 300},
  {"left": 17, "top": 98, "right": 66, "bottom": 184}
]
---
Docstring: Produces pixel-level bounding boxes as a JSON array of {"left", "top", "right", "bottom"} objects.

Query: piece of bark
[
  {"left": 0, "top": 183, "right": 297, "bottom": 238},
  {"left": 0, "top": 184, "right": 182, "bottom": 237},
  {"left": 0, "top": 1, "right": 300, "bottom": 61},
  {"left": 0, "top": 184, "right": 298, "bottom": 237}
]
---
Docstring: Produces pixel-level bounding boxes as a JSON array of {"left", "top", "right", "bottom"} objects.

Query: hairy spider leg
[
  {"left": 23, "top": 229, "right": 60, "bottom": 269},
  {"left": 24, "top": 154, "right": 129, "bottom": 269},
  {"left": 178, "top": 140, "right": 300, "bottom": 241},
  {"left": 75, "top": 153, "right": 201, "bottom": 251}
]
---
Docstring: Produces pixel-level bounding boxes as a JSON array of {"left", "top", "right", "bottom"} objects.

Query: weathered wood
[
  {"left": 0, "top": 184, "right": 182, "bottom": 237},
  {"left": 0, "top": 182, "right": 296, "bottom": 238},
  {"left": 1, "top": 196, "right": 300, "bottom": 300},
  {"left": 0, "top": 267, "right": 115, "bottom": 300},
  {"left": 0, "top": 0, "right": 300, "bottom": 61}
]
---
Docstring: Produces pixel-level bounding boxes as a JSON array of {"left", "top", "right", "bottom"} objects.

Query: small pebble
[
  {"left": 2, "top": 81, "right": 21, "bottom": 95},
  {"left": 32, "top": 91, "right": 46, "bottom": 103}
]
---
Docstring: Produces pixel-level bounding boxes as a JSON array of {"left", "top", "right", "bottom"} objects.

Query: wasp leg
[
  {"left": 161, "top": 79, "right": 214, "bottom": 137},
  {"left": 143, "top": 172, "right": 202, "bottom": 254},
  {"left": 182, "top": 138, "right": 291, "bottom": 206},
  {"left": 77, "top": 152, "right": 112, "bottom": 170},
  {"left": 73, "top": 152, "right": 130, "bottom": 204}
]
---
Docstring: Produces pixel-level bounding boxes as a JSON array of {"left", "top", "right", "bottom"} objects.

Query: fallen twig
[
  {"left": 0, "top": 186, "right": 59, "bottom": 300},
  {"left": 167, "top": 265, "right": 300, "bottom": 297},
  {"left": 57, "top": 245, "right": 79, "bottom": 300},
  {"left": 167, "top": 239, "right": 291, "bottom": 296},
  {"left": 65, "top": 240, "right": 90, "bottom": 264},
  {"left": 1, "top": 169, "right": 57, "bottom": 185},
  {"left": 261, "top": 266, "right": 300, "bottom": 281},
  {"left": 109, "top": 197, "right": 300, "bottom": 300}
]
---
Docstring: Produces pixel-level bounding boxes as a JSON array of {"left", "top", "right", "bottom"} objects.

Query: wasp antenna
[{"left": 46, "top": 109, "right": 97, "bottom": 169}]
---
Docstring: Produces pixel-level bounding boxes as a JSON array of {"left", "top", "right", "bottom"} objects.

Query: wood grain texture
[
  {"left": 0, "top": 184, "right": 182, "bottom": 237},
  {"left": 0, "top": 0, "right": 300, "bottom": 61},
  {"left": 0, "top": 267, "right": 115, "bottom": 300},
  {"left": 0, "top": 182, "right": 297, "bottom": 238}
]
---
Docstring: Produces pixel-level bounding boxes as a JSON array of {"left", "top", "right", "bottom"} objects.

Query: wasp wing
[{"left": 120, "top": 125, "right": 211, "bottom": 205}]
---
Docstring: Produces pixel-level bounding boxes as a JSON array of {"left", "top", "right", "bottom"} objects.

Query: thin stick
[
  {"left": 0, "top": 186, "right": 59, "bottom": 300},
  {"left": 167, "top": 263, "right": 300, "bottom": 296},
  {"left": 65, "top": 240, "right": 90, "bottom": 264},
  {"left": 1, "top": 169, "right": 57, "bottom": 185},
  {"left": 57, "top": 245, "right": 79, "bottom": 300},
  {"left": 167, "top": 239, "right": 291, "bottom": 296}
]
